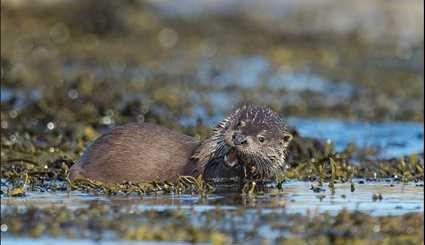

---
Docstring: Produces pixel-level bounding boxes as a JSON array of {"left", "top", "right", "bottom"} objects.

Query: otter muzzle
[{"left": 232, "top": 132, "right": 247, "bottom": 145}]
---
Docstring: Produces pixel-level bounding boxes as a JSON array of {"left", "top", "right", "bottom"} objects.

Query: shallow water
[
  {"left": 289, "top": 118, "right": 424, "bottom": 158},
  {"left": 2, "top": 180, "right": 424, "bottom": 243},
  {"left": 1, "top": 179, "right": 424, "bottom": 245},
  {"left": 2, "top": 181, "right": 423, "bottom": 216}
]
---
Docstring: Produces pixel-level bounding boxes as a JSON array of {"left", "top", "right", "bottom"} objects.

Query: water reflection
[{"left": 2, "top": 181, "right": 423, "bottom": 216}]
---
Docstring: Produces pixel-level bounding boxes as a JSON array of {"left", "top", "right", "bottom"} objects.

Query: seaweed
[{"left": 1, "top": 205, "right": 423, "bottom": 244}]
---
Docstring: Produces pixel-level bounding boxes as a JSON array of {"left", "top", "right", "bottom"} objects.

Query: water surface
[{"left": 2, "top": 181, "right": 423, "bottom": 216}]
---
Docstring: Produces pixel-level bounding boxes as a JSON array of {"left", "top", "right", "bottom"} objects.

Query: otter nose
[{"left": 232, "top": 132, "right": 247, "bottom": 145}]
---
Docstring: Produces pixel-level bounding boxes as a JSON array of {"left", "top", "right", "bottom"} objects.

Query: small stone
[
  {"left": 1, "top": 224, "right": 8, "bottom": 232},
  {"left": 47, "top": 122, "right": 55, "bottom": 130}
]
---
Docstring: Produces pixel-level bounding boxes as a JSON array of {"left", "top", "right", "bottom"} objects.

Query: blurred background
[
  {"left": 1, "top": 2, "right": 424, "bottom": 243},
  {"left": 1, "top": 0, "right": 424, "bottom": 160}
]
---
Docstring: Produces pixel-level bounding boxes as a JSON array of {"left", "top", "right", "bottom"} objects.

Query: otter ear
[{"left": 280, "top": 133, "right": 293, "bottom": 147}]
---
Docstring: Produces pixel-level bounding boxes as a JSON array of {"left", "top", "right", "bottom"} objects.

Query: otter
[
  {"left": 192, "top": 105, "right": 293, "bottom": 184},
  {"left": 70, "top": 105, "right": 319, "bottom": 184}
]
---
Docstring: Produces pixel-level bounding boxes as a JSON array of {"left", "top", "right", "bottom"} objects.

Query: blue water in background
[{"left": 288, "top": 118, "right": 424, "bottom": 158}]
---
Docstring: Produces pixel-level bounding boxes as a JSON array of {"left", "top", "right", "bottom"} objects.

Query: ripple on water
[{"left": 2, "top": 181, "right": 423, "bottom": 216}]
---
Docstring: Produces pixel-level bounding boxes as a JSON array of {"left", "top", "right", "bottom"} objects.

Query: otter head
[{"left": 192, "top": 105, "right": 293, "bottom": 181}]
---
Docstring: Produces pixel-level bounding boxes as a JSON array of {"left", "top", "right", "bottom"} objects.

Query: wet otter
[
  {"left": 70, "top": 105, "right": 319, "bottom": 184},
  {"left": 192, "top": 105, "right": 293, "bottom": 184}
]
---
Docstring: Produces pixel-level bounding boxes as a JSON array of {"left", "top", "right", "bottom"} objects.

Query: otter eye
[{"left": 257, "top": 135, "right": 265, "bottom": 143}]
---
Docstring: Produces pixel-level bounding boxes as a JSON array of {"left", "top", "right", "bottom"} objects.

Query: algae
[{"left": 1, "top": 205, "right": 423, "bottom": 244}]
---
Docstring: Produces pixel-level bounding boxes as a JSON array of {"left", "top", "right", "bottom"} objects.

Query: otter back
[{"left": 70, "top": 123, "right": 200, "bottom": 183}]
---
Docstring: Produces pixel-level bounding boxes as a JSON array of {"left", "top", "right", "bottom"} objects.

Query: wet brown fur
[{"left": 69, "top": 123, "right": 200, "bottom": 183}]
